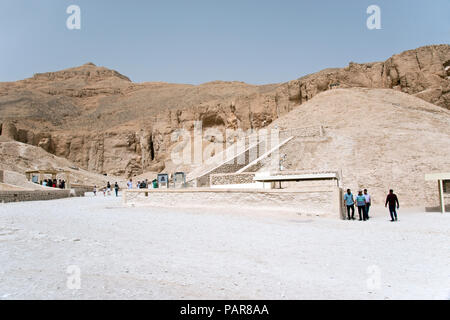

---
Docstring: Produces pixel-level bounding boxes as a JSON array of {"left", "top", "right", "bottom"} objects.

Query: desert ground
[{"left": 0, "top": 194, "right": 448, "bottom": 300}]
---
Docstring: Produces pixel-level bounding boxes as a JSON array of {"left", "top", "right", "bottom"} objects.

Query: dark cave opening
[{"left": 149, "top": 135, "right": 155, "bottom": 161}]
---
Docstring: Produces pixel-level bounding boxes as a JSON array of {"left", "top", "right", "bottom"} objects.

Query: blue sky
[{"left": 0, "top": 0, "right": 448, "bottom": 84}]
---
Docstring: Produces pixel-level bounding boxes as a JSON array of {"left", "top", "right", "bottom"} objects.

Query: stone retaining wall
[
  {"left": 124, "top": 187, "right": 344, "bottom": 218},
  {"left": 0, "top": 189, "right": 71, "bottom": 203},
  {"left": 195, "top": 141, "right": 266, "bottom": 187}
]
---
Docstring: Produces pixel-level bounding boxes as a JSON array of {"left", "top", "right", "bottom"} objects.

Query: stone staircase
[
  {"left": 187, "top": 136, "right": 268, "bottom": 186},
  {"left": 186, "top": 125, "right": 325, "bottom": 187}
]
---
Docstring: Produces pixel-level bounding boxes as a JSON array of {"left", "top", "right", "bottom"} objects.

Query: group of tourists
[
  {"left": 127, "top": 178, "right": 158, "bottom": 189},
  {"left": 41, "top": 179, "right": 66, "bottom": 189},
  {"left": 344, "top": 189, "right": 400, "bottom": 222},
  {"left": 93, "top": 181, "right": 120, "bottom": 197},
  {"left": 91, "top": 178, "right": 160, "bottom": 198},
  {"left": 136, "top": 179, "right": 149, "bottom": 189}
]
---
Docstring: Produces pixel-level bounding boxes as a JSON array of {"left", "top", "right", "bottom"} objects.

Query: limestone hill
[{"left": 260, "top": 88, "right": 450, "bottom": 206}]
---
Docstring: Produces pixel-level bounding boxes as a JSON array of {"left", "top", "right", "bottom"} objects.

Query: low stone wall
[
  {"left": 0, "top": 189, "right": 71, "bottom": 203},
  {"left": 124, "top": 187, "right": 344, "bottom": 218}
]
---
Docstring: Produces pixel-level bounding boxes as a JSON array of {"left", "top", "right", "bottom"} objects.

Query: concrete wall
[
  {"left": 124, "top": 187, "right": 344, "bottom": 218},
  {"left": 0, "top": 189, "right": 71, "bottom": 203},
  {"left": 424, "top": 180, "right": 450, "bottom": 212}
]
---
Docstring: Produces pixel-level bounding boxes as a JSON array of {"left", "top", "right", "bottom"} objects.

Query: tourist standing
[
  {"left": 344, "top": 189, "right": 355, "bottom": 220},
  {"left": 356, "top": 191, "right": 367, "bottom": 221},
  {"left": 385, "top": 189, "right": 399, "bottom": 222},
  {"left": 106, "top": 182, "right": 111, "bottom": 196},
  {"left": 364, "top": 189, "right": 371, "bottom": 219},
  {"left": 93, "top": 185, "right": 97, "bottom": 196},
  {"left": 114, "top": 182, "right": 119, "bottom": 197},
  {"left": 127, "top": 179, "right": 133, "bottom": 189}
]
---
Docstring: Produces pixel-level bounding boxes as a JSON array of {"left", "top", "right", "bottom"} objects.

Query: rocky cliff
[{"left": 0, "top": 45, "right": 449, "bottom": 177}]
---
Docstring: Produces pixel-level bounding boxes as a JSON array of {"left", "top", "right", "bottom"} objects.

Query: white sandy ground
[{"left": 0, "top": 194, "right": 449, "bottom": 300}]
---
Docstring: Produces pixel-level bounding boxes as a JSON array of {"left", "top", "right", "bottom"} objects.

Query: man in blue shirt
[
  {"left": 356, "top": 190, "right": 368, "bottom": 221},
  {"left": 344, "top": 189, "right": 355, "bottom": 220}
]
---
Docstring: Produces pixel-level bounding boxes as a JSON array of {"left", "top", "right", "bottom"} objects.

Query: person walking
[
  {"left": 93, "top": 185, "right": 97, "bottom": 196},
  {"left": 385, "top": 189, "right": 399, "bottom": 222},
  {"left": 106, "top": 181, "right": 111, "bottom": 196},
  {"left": 344, "top": 189, "right": 355, "bottom": 220},
  {"left": 114, "top": 182, "right": 119, "bottom": 197},
  {"left": 356, "top": 191, "right": 367, "bottom": 221},
  {"left": 364, "top": 189, "right": 371, "bottom": 220}
]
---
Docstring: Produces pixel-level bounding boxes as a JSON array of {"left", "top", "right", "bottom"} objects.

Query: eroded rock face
[
  {"left": 0, "top": 121, "right": 18, "bottom": 140},
  {"left": 0, "top": 45, "right": 449, "bottom": 177},
  {"left": 35, "top": 130, "right": 157, "bottom": 177},
  {"left": 283, "top": 45, "right": 450, "bottom": 108}
]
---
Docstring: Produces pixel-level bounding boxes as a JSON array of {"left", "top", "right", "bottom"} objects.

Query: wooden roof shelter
[{"left": 25, "top": 169, "right": 71, "bottom": 189}]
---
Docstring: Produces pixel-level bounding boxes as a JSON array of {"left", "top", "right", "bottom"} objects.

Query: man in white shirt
[
  {"left": 364, "top": 189, "right": 371, "bottom": 219},
  {"left": 127, "top": 179, "right": 133, "bottom": 189}
]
